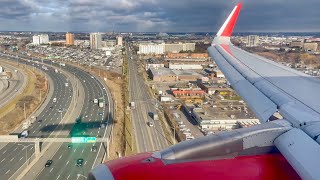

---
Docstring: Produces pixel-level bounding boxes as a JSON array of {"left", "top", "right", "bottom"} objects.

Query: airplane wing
[{"left": 208, "top": 3, "right": 320, "bottom": 180}]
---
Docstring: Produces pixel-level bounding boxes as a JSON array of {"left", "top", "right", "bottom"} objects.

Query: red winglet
[{"left": 216, "top": 3, "right": 242, "bottom": 37}]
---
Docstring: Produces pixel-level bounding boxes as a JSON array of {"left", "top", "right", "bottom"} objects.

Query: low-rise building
[
  {"left": 303, "top": 42, "right": 318, "bottom": 52},
  {"left": 212, "top": 70, "right": 225, "bottom": 78},
  {"left": 148, "top": 67, "right": 202, "bottom": 82},
  {"left": 169, "top": 63, "right": 203, "bottom": 70},
  {"left": 145, "top": 58, "right": 165, "bottom": 70},
  {"left": 173, "top": 90, "right": 206, "bottom": 99},
  {"left": 191, "top": 107, "right": 259, "bottom": 131},
  {"left": 167, "top": 53, "right": 209, "bottom": 59}
]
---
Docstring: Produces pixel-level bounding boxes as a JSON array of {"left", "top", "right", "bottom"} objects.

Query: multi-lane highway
[
  {"left": 34, "top": 62, "right": 112, "bottom": 180},
  {"left": 0, "top": 61, "right": 27, "bottom": 108},
  {"left": 0, "top": 55, "right": 73, "bottom": 180},
  {"left": 127, "top": 45, "right": 169, "bottom": 152},
  {"left": 0, "top": 52, "right": 113, "bottom": 179}
]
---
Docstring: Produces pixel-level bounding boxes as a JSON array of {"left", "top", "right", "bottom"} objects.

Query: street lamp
[{"left": 17, "top": 144, "right": 33, "bottom": 166}]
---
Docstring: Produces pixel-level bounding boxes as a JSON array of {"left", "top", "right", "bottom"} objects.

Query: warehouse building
[{"left": 148, "top": 67, "right": 202, "bottom": 82}]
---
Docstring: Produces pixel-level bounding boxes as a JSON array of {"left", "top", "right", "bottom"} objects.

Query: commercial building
[
  {"left": 138, "top": 42, "right": 196, "bottom": 54},
  {"left": 212, "top": 70, "right": 225, "bottom": 78},
  {"left": 246, "top": 35, "right": 259, "bottom": 47},
  {"left": 290, "top": 40, "right": 303, "bottom": 48},
  {"left": 138, "top": 43, "right": 165, "bottom": 54},
  {"left": 191, "top": 107, "right": 259, "bottom": 131},
  {"left": 165, "top": 43, "right": 195, "bottom": 53},
  {"left": 167, "top": 53, "right": 208, "bottom": 59},
  {"left": 172, "top": 90, "right": 206, "bottom": 99},
  {"left": 169, "top": 63, "right": 203, "bottom": 70},
  {"left": 148, "top": 67, "right": 202, "bottom": 82},
  {"left": 32, "top": 34, "right": 49, "bottom": 45},
  {"left": 75, "top": 40, "right": 90, "bottom": 48},
  {"left": 65, "top": 32, "right": 74, "bottom": 46},
  {"left": 117, "top": 36, "right": 123, "bottom": 46},
  {"left": 90, "top": 33, "right": 102, "bottom": 49},
  {"left": 303, "top": 42, "right": 318, "bottom": 52}
]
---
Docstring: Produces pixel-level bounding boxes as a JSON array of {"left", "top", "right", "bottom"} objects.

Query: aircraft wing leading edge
[{"left": 208, "top": 2, "right": 320, "bottom": 180}]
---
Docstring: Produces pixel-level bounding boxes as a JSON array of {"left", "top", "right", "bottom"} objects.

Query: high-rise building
[
  {"left": 247, "top": 35, "right": 259, "bottom": 47},
  {"left": 66, "top": 32, "right": 74, "bottom": 46},
  {"left": 90, "top": 33, "right": 102, "bottom": 49},
  {"left": 117, "top": 36, "right": 123, "bottom": 46},
  {"left": 32, "top": 34, "right": 49, "bottom": 45}
]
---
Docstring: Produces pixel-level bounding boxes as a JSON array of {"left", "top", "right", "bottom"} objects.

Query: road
[
  {"left": 0, "top": 61, "right": 27, "bottom": 108},
  {"left": 34, "top": 62, "right": 112, "bottom": 180},
  {"left": 126, "top": 44, "right": 169, "bottom": 153},
  {"left": 0, "top": 55, "right": 73, "bottom": 180}
]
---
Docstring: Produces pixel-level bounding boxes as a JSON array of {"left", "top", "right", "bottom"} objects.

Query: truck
[
  {"left": 94, "top": 99, "right": 98, "bottom": 104},
  {"left": 59, "top": 62, "right": 65, "bottom": 66},
  {"left": 130, "top": 102, "right": 135, "bottom": 109},
  {"left": 98, "top": 98, "right": 104, "bottom": 108},
  {"left": 152, "top": 113, "right": 159, "bottom": 121},
  {"left": 20, "top": 130, "right": 29, "bottom": 138}
]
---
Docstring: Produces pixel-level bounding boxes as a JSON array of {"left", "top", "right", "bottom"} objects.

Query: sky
[{"left": 0, "top": 0, "right": 319, "bottom": 32}]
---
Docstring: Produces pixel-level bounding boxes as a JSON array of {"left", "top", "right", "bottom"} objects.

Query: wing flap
[{"left": 275, "top": 128, "right": 320, "bottom": 180}]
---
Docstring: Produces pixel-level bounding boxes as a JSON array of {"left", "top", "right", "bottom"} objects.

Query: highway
[
  {"left": 126, "top": 45, "right": 169, "bottom": 153},
  {"left": 34, "top": 62, "right": 112, "bottom": 180},
  {"left": 0, "top": 55, "right": 73, "bottom": 179},
  {"left": 0, "top": 61, "right": 27, "bottom": 108}
]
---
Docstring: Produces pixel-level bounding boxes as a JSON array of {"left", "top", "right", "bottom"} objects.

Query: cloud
[{"left": 0, "top": 0, "right": 319, "bottom": 32}]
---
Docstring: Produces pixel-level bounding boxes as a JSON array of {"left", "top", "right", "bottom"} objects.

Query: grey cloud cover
[{"left": 0, "top": 0, "right": 319, "bottom": 32}]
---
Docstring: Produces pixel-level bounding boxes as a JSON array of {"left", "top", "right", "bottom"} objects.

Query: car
[
  {"left": 148, "top": 122, "right": 154, "bottom": 127},
  {"left": 49, "top": 106, "right": 53, "bottom": 109},
  {"left": 98, "top": 112, "right": 103, "bottom": 116},
  {"left": 37, "top": 119, "right": 43, "bottom": 123},
  {"left": 67, "top": 144, "right": 73, "bottom": 149},
  {"left": 76, "top": 158, "right": 84, "bottom": 167},
  {"left": 91, "top": 146, "right": 97, "bottom": 152},
  {"left": 58, "top": 109, "right": 62, "bottom": 113},
  {"left": 85, "top": 115, "right": 88, "bottom": 118},
  {"left": 45, "top": 160, "right": 53, "bottom": 167}
]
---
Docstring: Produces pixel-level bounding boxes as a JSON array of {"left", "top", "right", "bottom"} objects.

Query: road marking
[
  {"left": 19, "top": 157, "right": 23, "bottom": 161},
  {"left": 0, "top": 158, "right": 5, "bottom": 163},
  {"left": 2, "top": 150, "right": 7, "bottom": 154},
  {"left": 5, "top": 170, "right": 10, "bottom": 174},
  {"left": 81, "top": 149, "right": 84, "bottom": 154},
  {"left": 13, "top": 147, "right": 18, "bottom": 151},
  {"left": 56, "top": 174, "right": 60, "bottom": 180},
  {"left": 73, "top": 149, "right": 76, "bottom": 153},
  {"left": 10, "top": 157, "right": 15, "bottom": 162},
  {"left": 84, "top": 161, "right": 87, "bottom": 165},
  {"left": 66, "top": 160, "right": 69, "bottom": 165},
  {"left": 59, "top": 155, "right": 62, "bottom": 159},
  {"left": 50, "top": 167, "right": 54, "bottom": 173},
  {"left": 67, "top": 174, "right": 71, "bottom": 180}
]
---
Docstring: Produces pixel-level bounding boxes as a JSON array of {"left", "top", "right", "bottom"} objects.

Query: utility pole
[
  {"left": 24, "top": 102, "right": 26, "bottom": 119},
  {"left": 39, "top": 90, "right": 42, "bottom": 102}
]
